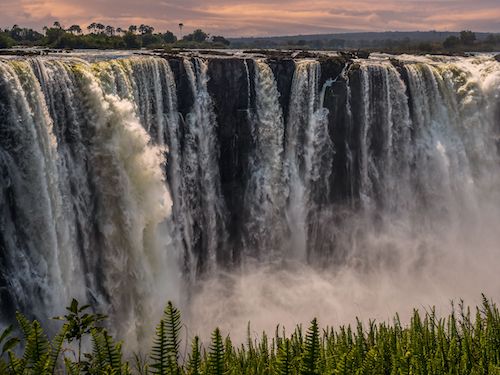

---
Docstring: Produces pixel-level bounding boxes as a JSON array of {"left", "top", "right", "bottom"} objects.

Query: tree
[
  {"left": 162, "top": 30, "right": 177, "bottom": 43},
  {"left": 105, "top": 25, "right": 115, "bottom": 36},
  {"left": 0, "top": 33, "right": 15, "bottom": 48},
  {"left": 193, "top": 29, "right": 208, "bottom": 42},
  {"left": 212, "top": 35, "right": 230, "bottom": 46},
  {"left": 53, "top": 21, "right": 62, "bottom": 29},
  {"left": 184, "top": 29, "right": 208, "bottom": 42},
  {"left": 95, "top": 23, "right": 105, "bottom": 34},
  {"left": 142, "top": 33, "right": 163, "bottom": 47},
  {"left": 67, "top": 24, "right": 82, "bottom": 35},
  {"left": 128, "top": 25, "right": 137, "bottom": 34},
  {"left": 45, "top": 27, "right": 66, "bottom": 44},
  {"left": 116, "top": 27, "right": 124, "bottom": 35},
  {"left": 87, "top": 23, "right": 97, "bottom": 34},
  {"left": 459, "top": 30, "right": 476, "bottom": 46},
  {"left": 443, "top": 35, "right": 460, "bottom": 49},
  {"left": 123, "top": 31, "right": 142, "bottom": 48},
  {"left": 9, "top": 25, "right": 22, "bottom": 40},
  {"left": 139, "top": 24, "right": 154, "bottom": 35}
]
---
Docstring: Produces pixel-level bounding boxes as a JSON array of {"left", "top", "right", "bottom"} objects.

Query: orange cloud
[{"left": 1, "top": 0, "right": 499, "bottom": 36}]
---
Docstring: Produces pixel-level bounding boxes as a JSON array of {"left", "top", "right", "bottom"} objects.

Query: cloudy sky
[{"left": 1, "top": 0, "right": 500, "bottom": 37}]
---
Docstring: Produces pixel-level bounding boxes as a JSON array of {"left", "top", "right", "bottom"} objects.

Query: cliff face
[{"left": 168, "top": 55, "right": 351, "bottom": 266}]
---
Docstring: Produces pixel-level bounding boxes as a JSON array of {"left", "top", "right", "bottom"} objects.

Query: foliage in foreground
[{"left": 0, "top": 296, "right": 499, "bottom": 374}]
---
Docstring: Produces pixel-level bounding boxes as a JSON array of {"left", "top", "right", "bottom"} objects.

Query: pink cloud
[{"left": 1, "top": 0, "right": 499, "bottom": 36}]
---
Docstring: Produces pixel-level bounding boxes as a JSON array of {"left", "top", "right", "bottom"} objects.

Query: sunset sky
[{"left": 1, "top": 0, "right": 500, "bottom": 37}]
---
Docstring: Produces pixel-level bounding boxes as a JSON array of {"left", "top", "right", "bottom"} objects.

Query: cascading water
[
  {"left": 1, "top": 53, "right": 500, "bottom": 346},
  {"left": 285, "top": 60, "right": 335, "bottom": 261},
  {"left": 0, "top": 57, "right": 177, "bottom": 346},
  {"left": 243, "top": 60, "right": 286, "bottom": 259}
]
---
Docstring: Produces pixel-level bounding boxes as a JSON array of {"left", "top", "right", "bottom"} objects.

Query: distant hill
[{"left": 229, "top": 31, "right": 496, "bottom": 49}]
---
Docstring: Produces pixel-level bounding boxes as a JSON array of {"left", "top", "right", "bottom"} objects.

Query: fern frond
[
  {"left": 301, "top": 318, "right": 320, "bottom": 375},
  {"left": 46, "top": 322, "right": 69, "bottom": 374},
  {"left": 23, "top": 320, "right": 50, "bottom": 373},
  {"left": 91, "top": 328, "right": 123, "bottom": 373},
  {"left": 64, "top": 357, "right": 81, "bottom": 375},
  {"left": 151, "top": 301, "right": 182, "bottom": 375},
  {"left": 187, "top": 336, "right": 202, "bottom": 375},
  {"left": 150, "top": 319, "right": 168, "bottom": 374},
  {"left": 16, "top": 312, "right": 33, "bottom": 339},
  {"left": 208, "top": 328, "right": 224, "bottom": 375},
  {"left": 277, "top": 339, "right": 293, "bottom": 375}
]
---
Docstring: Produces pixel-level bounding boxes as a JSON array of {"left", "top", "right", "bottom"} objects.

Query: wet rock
[{"left": 0, "top": 49, "right": 41, "bottom": 56}]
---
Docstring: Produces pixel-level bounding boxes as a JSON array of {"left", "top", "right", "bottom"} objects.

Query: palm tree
[
  {"left": 87, "top": 23, "right": 97, "bottom": 34},
  {"left": 128, "top": 25, "right": 137, "bottom": 34},
  {"left": 95, "top": 23, "right": 105, "bottom": 34},
  {"left": 53, "top": 21, "right": 61, "bottom": 29},
  {"left": 105, "top": 25, "right": 115, "bottom": 36},
  {"left": 138, "top": 24, "right": 154, "bottom": 34},
  {"left": 67, "top": 25, "right": 82, "bottom": 35}
]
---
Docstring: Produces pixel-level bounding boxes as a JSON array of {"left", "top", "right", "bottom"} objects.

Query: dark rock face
[
  {"left": 166, "top": 55, "right": 356, "bottom": 267},
  {"left": 267, "top": 58, "right": 295, "bottom": 123},
  {"left": 322, "top": 62, "right": 355, "bottom": 205},
  {"left": 168, "top": 58, "right": 194, "bottom": 119},
  {"left": 206, "top": 58, "right": 254, "bottom": 264}
]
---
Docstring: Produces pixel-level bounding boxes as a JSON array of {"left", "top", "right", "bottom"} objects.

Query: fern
[
  {"left": 0, "top": 325, "right": 20, "bottom": 359},
  {"left": 8, "top": 350, "right": 24, "bottom": 375},
  {"left": 46, "top": 322, "right": 69, "bottom": 374},
  {"left": 301, "top": 318, "right": 320, "bottom": 375},
  {"left": 188, "top": 336, "right": 202, "bottom": 375},
  {"left": 91, "top": 328, "right": 123, "bottom": 373},
  {"left": 163, "top": 301, "right": 181, "bottom": 364},
  {"left": 22, "top": 320, "right": 50, "bottom": 373},
  {"left": 208, "top": 328, "right": 225, "bottom": 375},
  {"left": 64, "top": 357, "right": 81, "bottom": 375},
  {"left": 277, "top": 339, "right": 293, "bottom": 375},
  {"left": 3, "top": 296, "right": 500, "bottom": 374},
  {"left": 151, "top": 318, "right": 169, "bottom": 374},
  {"left": 91, "top": 327, "right": 108, "bottom": 370},
  {"left": 150, "top": 301, "right": 182, "bottom": 375},
  {"left": 16, "top": 312, "right": 33, "bottom": 338}
]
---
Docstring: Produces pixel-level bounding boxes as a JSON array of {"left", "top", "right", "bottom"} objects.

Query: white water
[
  {"left": 285, "top": 60, "right": 334, "bottom": 261},
  {"left": 243, "top": 60, "right": 286, "bottom": 259}
]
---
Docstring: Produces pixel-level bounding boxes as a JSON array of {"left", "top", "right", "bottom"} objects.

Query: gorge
[{"left": 0, "top": 52, "right": 499, "bottom": 347}]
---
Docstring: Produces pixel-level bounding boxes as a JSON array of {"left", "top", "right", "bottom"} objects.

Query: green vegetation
[
  {"left": 0, "top": 22, "right": 230, "bottom": 50},
  {"left": 2, "top": 23, "right": 499, "bottom": 54},
  {"left": 232, "top": 30, "right": 500, "bottom": 55},
  {"left": 0, "top": 296, "right": 499, "bottom": 374},
  {"left": 0, "top": 33, "right": 15, "bottom": 49},
  {"left": 348, "top": 30, "right": 500, "bottom": 55}
]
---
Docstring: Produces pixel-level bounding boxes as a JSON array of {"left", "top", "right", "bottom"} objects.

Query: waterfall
[
  {"left": 242, "top": 59, "right": 286, "bottom": 259},
  {"left": 0, "top": 59, "right": 86, "bottom": 322},
  {"left": 0, "top": 57, "right": 176, "bottom": 345},
  {"left": 1, "top": 53, "right": 500, "bottom": 345},
  {"left": 285, "top": 60, "right": 334, "bottom": 261}
]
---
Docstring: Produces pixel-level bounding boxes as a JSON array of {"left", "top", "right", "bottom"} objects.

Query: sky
[{"left": 1, "top": 0, "right": 500, "bottom": 37}]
